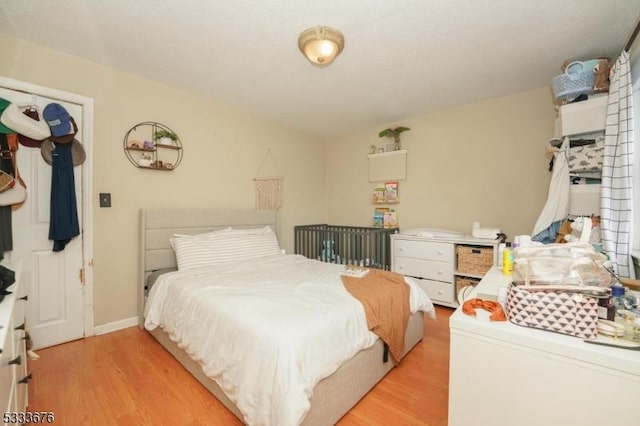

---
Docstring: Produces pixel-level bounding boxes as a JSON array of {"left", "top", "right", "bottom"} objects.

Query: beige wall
[
  {"left": 0, "top": 35, "right": 559, "bottom": 328},
  {"left": 0, "top": 35, "right": 328, "bottom": 326},
  {"left": 326, "top": 87, "right": 557, "bottom": 240}
]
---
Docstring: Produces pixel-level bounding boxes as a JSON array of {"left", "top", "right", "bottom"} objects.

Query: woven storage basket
[
  {"left": 552, "top": 60, "right": 595, "bottom": 100},
  {"left": 456, "top": 245, "right": 493, "bottom": 275},
  {"left": 506, "top": 285, "right": 598, "bottom": 339},
  {"left": 455, "top": 276, "right": 480, "bottom": 294}
]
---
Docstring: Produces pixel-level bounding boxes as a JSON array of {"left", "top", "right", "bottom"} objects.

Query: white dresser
[
  {"left": 449, "top": 267, "right": 640, "bottom": 426},
  {"left": 391, "top": 234, "right": 498, "bottom": 307},
  {"left": 0, "top": 260, "right": 29, "bottom": 420}
]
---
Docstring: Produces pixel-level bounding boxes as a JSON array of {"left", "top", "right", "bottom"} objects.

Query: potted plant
[
  {"left": 378, "top": 126, "right": 410, "bottom": 151},
  {"left": 154, "top": 128, "right": 179, "bottom": 146}
]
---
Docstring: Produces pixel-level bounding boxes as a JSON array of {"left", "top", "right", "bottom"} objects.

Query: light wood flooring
[{"left": 28, "top": 306, "right": 454, "bottom": 426}]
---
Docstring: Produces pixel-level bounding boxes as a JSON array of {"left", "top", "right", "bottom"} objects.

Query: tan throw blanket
[{"left": 341, "top": 269, "right": 410, "bottom": 364}]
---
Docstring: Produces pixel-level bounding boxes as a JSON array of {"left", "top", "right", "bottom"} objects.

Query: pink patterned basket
[{"left": 506, "top": 285, "right": 598, "bottom": 339}]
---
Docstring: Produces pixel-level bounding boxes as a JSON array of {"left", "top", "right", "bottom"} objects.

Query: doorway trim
[{"left": 0, "top": 75, "right": 94, "bottom": 337}]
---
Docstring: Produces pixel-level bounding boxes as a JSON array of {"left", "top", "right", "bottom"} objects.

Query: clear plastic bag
[{"left": 513, "top": 243, "right": 612, "bottom": 288}]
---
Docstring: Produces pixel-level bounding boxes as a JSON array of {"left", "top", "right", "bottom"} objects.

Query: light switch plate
[{"left": 99, "top": 193, "right": 111, "bottom": 208}]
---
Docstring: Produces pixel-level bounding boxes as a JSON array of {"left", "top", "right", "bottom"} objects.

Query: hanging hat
[
  {"left": 43, "top": 103, "right": 77, "bottom": 143},
  {"left": 40, "top": 139, "right": 86, "bottom": 167},
  {"left": 0, "top": 98, "right": 15, "bottom": 134},
  {"left": 50, "top": 116, "right": 77, "bottom": 144},
  {"left": 0, "top": 104, "right": 51, "bottom": 147}
]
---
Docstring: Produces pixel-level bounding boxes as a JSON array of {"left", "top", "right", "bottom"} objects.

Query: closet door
[{"left": 0, "top": 86, "right": 86, "bottom": 349}]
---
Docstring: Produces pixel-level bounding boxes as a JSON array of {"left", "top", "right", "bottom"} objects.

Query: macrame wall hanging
[{"left": 253, "top": 149, "right": 283, "bottom": 210}]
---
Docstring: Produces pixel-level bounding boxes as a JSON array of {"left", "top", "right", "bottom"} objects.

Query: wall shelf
[
  {"left": 368, "top": 150, "right": 407, "bottom": 182},
  {"left": 123, "top": 121, "right": 183, "bottom": 170}
]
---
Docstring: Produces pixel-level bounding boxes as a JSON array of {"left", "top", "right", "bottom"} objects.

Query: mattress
[{"left": 144, "top": 254, "right": 435, "bottom": 426}]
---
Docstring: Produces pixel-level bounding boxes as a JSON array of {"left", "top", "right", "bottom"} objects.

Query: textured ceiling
[{"left": 0, "top": 0, "right": 638, "bottom": 138}]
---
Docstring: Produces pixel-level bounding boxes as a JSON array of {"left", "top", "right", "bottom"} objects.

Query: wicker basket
[
  {"left": 552, "top": 61, "right": 595, "bottom": 100},
  {"left": 456, "top": 245, "right": 493, "bottom": 275},
  {"left": 455, "top": 276, "right": 480, "bottom": 294}
]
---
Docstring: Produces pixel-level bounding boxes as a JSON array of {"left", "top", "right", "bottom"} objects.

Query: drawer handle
[
  {"left": 19, "top": 295, "right": 28, "bottom": 301},
  {"left": 437, "top": 250, "right": 444, "bottom": 255},
  {"left": 9, "top": 355, "right": 21, "bottom": 366},
  {"left": 15, "top": 323, "right": 25, "bottom": 331},
  {"left": 17, "top": 373, "right": 31, "bottom": 384}
]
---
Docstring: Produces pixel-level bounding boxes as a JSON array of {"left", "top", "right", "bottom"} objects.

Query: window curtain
[{"left": 601, "top": 50, "right": 635, "bottom": 277}]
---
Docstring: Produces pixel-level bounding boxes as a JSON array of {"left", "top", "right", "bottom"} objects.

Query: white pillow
[
  {"left": 171, "top": 226, "right": 281, "bottom": 270},
  {"left": 173, "top": 226, "right": 271, "bottom": 240},
  {"left": 173, "top": 227, "right": 232, "bottom": 239}
]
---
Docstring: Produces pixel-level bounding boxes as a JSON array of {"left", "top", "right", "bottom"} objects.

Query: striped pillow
[{"left": 171, "top": 226, "right": 281, "bottom": 270}]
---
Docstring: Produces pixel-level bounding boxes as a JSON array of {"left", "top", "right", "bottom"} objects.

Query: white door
[{"left": 0, "top": 81, "right": 92, "bottom": 349}]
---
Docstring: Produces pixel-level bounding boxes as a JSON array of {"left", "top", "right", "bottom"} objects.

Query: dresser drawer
[
  {"left": 394, "top": 257, "right": 453, "bottom": 283},
  {"left": 0, "top": 328, "right": 13, "bottom": 417},
  {"left": 393, "top": 240, "right": 453, "bottom": 263},
  {"left": 411, "top": 278, "right": 456, "bottom": 305}
]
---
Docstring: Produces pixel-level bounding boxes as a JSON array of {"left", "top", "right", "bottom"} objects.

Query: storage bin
[
  {"left": 552, "top": 60, "right": 596, "bottom": 100},
  {"left": 506, "top": 285, "right": 598, "bottom": 339},
  {"left": 559, "top": 94, "right": 607, "bottom": 136},
  {"left": 456, "top": 245, "right": 493, "bottom": 275},
  {"left": 455, "top": 276, "right": 480, "bottom": 295}
]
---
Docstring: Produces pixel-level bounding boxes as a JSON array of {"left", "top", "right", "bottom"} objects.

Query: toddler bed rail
[{"left": 294, "top": 224, "right": 399, "bottom": 270}]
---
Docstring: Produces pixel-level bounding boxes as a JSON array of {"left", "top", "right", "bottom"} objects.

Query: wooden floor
[{"left": 28, "top": 306, "right": 454, "bottom": 426}]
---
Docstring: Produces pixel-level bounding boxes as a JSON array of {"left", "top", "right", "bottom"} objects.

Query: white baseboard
[{"left": 93, "top": 316, "right": 139, "bottom": 336}]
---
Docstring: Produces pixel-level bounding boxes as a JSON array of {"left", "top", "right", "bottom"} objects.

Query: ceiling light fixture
[{"left": 298, "top": 26, "right": 344, "bottom": 67}]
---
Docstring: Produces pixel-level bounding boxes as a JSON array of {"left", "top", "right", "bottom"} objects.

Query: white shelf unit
[{"left": 559, "top": 95, "right": 607, "bottom": 216}]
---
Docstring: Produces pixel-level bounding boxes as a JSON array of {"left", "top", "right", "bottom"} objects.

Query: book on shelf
[
  {"left": 373, "top": 207, "right": 398, "bottom": 228},
  {"left": 383, "top": 210, "right": 398, "bottom": 228},
  {"left": 384, "top": 181, "right": 399, "bottom": 202},
  {"left": 373, "top": 207, "right": 389, "bottom": 227},
  {"left": 372, "top": 181, "right": 400, "bottom": 204},
  {"left": 372, "top": 185, "right": 386, "bottom": 203}
]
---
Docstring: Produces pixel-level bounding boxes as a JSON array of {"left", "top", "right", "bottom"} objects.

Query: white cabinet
[
  {"left": 449, "top": 267, "right": 640, "bottom": 426},
  {"left": 559, "top": 94, "right": 607, "bottom": 136},
  {"left": 558, "top": 95, "right": 606, "bottom": 216},
  {"left": 0, "top": 261, "right": 29, "bottom": 421},
  {"left": 391, "top": 234, "right": 498, "bottom": 307}
]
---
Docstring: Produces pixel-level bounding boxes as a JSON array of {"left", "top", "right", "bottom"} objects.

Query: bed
[{"left": 138, "top": 208, "right": 435, "bottom": 426}]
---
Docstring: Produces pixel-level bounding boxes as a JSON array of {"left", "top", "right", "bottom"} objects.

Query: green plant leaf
[
  {"left": 154, "top": 129, "right": 178, "bottom": 141},
  {"left": 378, "top": 128, "right": 393, "bottom": 138}
]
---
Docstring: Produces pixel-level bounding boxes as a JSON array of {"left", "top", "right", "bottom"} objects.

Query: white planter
[{"left": 159, "top": 136, "right": 174, "bottom": 145}]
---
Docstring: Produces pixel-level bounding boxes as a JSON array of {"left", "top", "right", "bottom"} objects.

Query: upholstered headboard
[{"left": 138, "top": 208, "right": 279, "bottom": 326}]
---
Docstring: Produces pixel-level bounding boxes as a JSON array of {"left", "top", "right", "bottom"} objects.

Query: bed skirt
[{"left": 147, "top": 311, "right": 424, "bottom": 426}]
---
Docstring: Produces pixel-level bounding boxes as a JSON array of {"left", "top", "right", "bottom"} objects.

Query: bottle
[
  {"left": 497, "top": 242, "right": 506, "bottom": 266},
  {"left": 597, "top": 291, "right": 615, "bottom": 321},
  {"left": 512, "top": 236, "right": 520, "bottom": 250},
  {"left": 497, "top": 286, "right": 508, "bottom": 312},
  {"left": 502, "top": 246, "right": 512, "bottom": 275},
  {"left": 611, "top": 283, "right": 626, "bottom": 313}
]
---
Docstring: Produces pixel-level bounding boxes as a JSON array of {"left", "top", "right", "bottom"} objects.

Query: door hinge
[{"left": 79, "top": 267, "right": 85, "bottom": 287}]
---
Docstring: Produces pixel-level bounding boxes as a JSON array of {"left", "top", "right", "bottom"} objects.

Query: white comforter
[{"left": 144, "top": 254, "right": 434, "bottom": 426}]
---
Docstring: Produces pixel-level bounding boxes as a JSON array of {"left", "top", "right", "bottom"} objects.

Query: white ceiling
[{"left": 0, "top": 0, "right": 638, "bottom": 138}]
